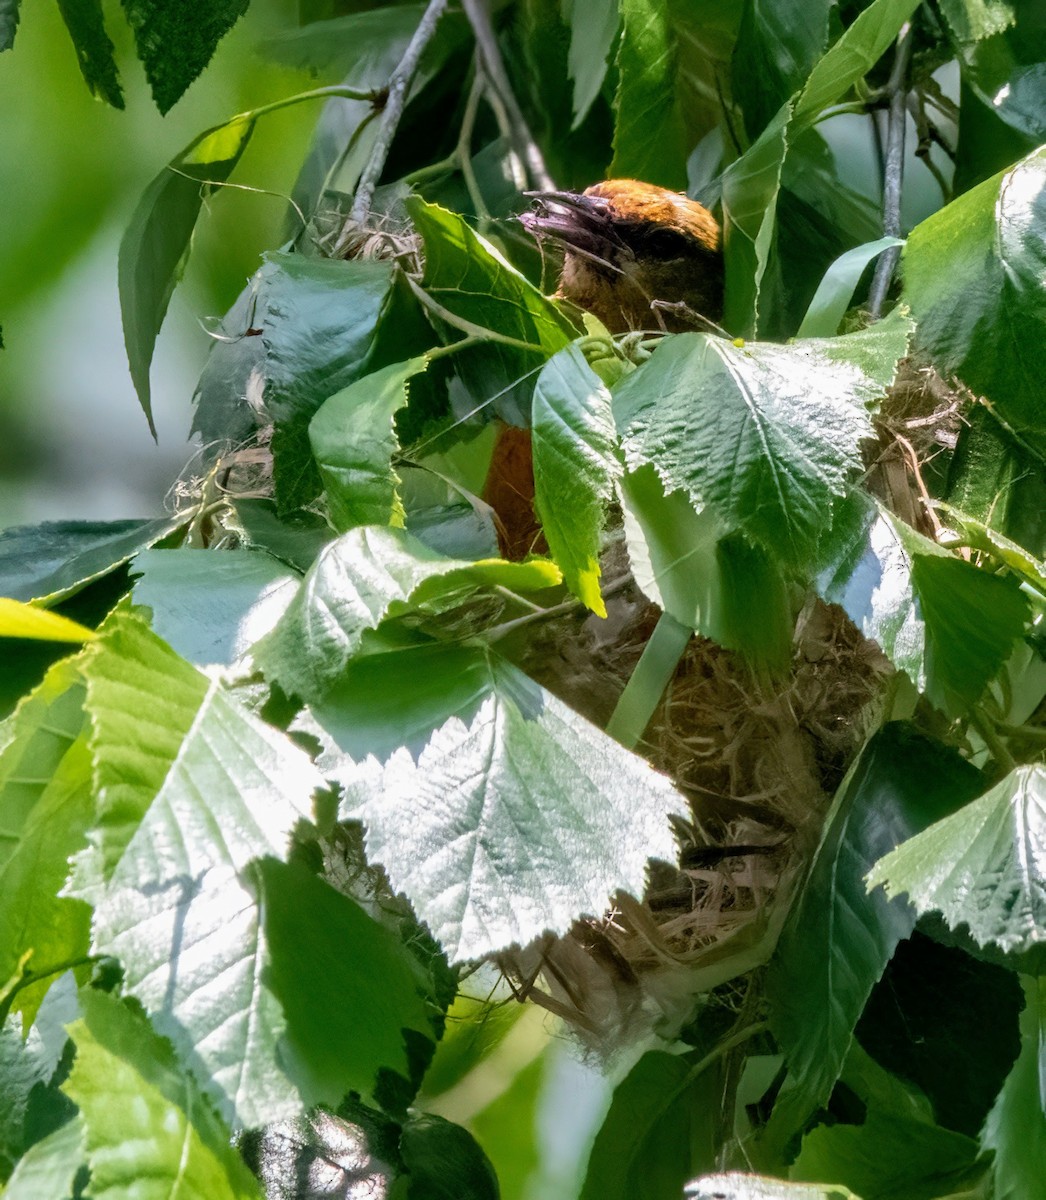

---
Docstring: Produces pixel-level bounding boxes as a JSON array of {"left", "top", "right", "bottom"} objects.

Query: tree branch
[
  {"left": 350, "top": 0, "right": 449, "bottom": 225},
  {"left": 867, "top": 22, "right": 914, "bottom": 319},
  {"left": 460, "top": 0, "right": 555, "bottom": 191}
]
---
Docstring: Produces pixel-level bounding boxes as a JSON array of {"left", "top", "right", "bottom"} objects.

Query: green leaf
[
  {"left": 606, "top": 612, "right": 693, "bottom": 748},
  {"left": 252, "top": 525, "right": 560, "bottom": 703},
  {"left": 732, "top": 0, "right": 832, "bottom": 140},
  {"left": 342, "top": 650, "right": 686, "bottom": 961},
  {"left": 764, "top": 724, "right": 983, "bottom": 1147},
  {"left": 467, "top": 1049, "right": 545, "bottom": 1198},
  {"left": 792, "top": 1107, "right": 980, "bottom": 1200},
  {"left": 399, "top": 1113, "right": 500, "bottom": 1200},
  {"left": 936, "top": 504, "right": 1046, "bottom": 597},
  {"left": 0, "top": 657, "right": 86, "bottom": 870},
  {"left": 55, "top": 0, "right": 122, "bottom": 107},
  {"left": 310, "top": 357, "right": 428, "bottom": 532},
  {"left": 531, "top": 344, "right": 621, "bottom": 616},
  {"left": 74, "top": 607, "right": 209, "bottom": 882},
  {"left": 0, "top": 517, "right": 184, "bottom": 605},
  {"left": 564, "top": 0, "right": 619, "bottom": 128},
  {"left": 0, "top": 766, "right": 93, "bottom": 1018},
  {"left": 939, "top": 0, "right": 1017, "bottom": 43},
  {"left": 231, "top": 499, "right": 333, "bottom": 572},
  {"left": 610, "top": 0, "right": 688, "bottom": 189},
  {"left": 952, "top": 3, "right": 1046, "bottom": 142},
  {"left": 612, "top": 331, "right": 879, "bottom": 569},
  {"left": 0, "top": 599, "right": 95, "bottom": 643},
  {"left": 86, "top": 678, "right": 322, "bottom": 1127},
  {"left": 120, "top": 115, "right": 256, "bottom": 433},
  {"left": 903, "top": 146, "right": 1046, "bottom": 456},
  {"left": 258, "top": 4, "right": 427, "bottom": 75},
  {"left": 4, "top": 1117, "right": 85, "bottom": 1200},
  {"left": 855, "top": 933, "right": 1022, "bottom": 1138},
  {"left": 981, "top": 976, "right": 1046, "bottom": 1200},
  {"left": 867, "top": 764, "right": 1046, "bottom": 958},
  {"left": 63, "top": 990, "right": 261, "bottom": 1199},
  {"left": 721, "top": 103, "right": 791, "bottom": 337},
  {"left": 310, "top": 642, "right": 496, "bottom": 762},
  {"left": 0, "top": 0, "right": 20, "bottom": 52},
  {"left": 259, "top": 253, "right": 396, "bottom": 509},
  {"left": 190, "top": 281, "right": 267, "bottom": 449},
  {"left": 251, "top": 856, "right": 436, "bottom": 1110},
  {"left": 120, "top": 0, "right": 250, "bottom": 115},
  {"left": 797, "top": 237, "right": 904, "bottom": 338},
  {"left": 822, "top": 510, "right": 1030, "bottom": 712},
  {"left": 792, "top": 0, "right": 922, "bottom": 131},
  {"left": 580, "top": 1049, "right": 725, "bottom": 1200},
  {"left": 406, "top": 197, "right": 577, "bottom": 425},
  {"left": 131, "top": 548, "right": 300, "bottom": 668}
]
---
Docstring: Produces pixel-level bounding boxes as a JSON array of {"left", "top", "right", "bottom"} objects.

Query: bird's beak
[{"left": 519, "top": 190, "right": 629, "bottom": 259}]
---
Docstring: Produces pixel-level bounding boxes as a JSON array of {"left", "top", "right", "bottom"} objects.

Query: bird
[{"left": 483, "top": 179, "right": 724, "bottom": 559}]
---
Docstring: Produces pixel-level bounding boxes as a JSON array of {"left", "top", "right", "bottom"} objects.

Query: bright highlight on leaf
[
  {"left": 612, "top": 328, "right": 899, "bottom": 569},
  {"left": 342, "top": 651, "right": 686, "bottom": 962},
  {"left": 253, "top": 525, "right": 561, "bottom": 702},
  {"left": 867, "top": 764, "right": 1046, "bottom": 957},
  {"left": 0, "top": 598, "right": 95, "bottom": 642}
]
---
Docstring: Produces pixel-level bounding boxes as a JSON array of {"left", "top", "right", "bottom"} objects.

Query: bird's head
[{"left": 520, "top": 178, "right": 724, "bottom": 334}]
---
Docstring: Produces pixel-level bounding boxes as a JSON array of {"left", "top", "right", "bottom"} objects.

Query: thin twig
[
  {"left": 484, "top": 574, "right": 634, "bottom": 642},
  {"left": 867, "top": 22, "right": 914, "bottom": 319},
  {"left": 350, "top": 0, "right": 449, "bottom": 225},
  {"left": 458, "top": 61, "right": 492, "bottom": 222},
  {"left": 460, "top": 0, "right": 555, "bottom": 190}
]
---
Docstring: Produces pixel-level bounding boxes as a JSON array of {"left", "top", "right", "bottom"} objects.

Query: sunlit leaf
[
  {"left": 310, "top": 357, "right": 428, "bottom": 532},
  {"left": 131, "top": 548, "right": 300, "bottom": 668},
  {"left": 3, "top": 1117, "right": 85, "bottom": 1200},
  {"left": 73, "top": 608, "right": 209, "bottom": 885},
  {"left": 686, "top": 1173, "right": 858, "bottom": 1198},
  {"left": 904, "top": 145, "right": 1046, "bottom": 456},
  {"left": 867, "top": 764, "right": 1046, "bottom": 957},
  {"left": 612, "top": 330, "right": 889, "bottom": 568},
  {"left": 0, "top": 598, "right": 95, "bottom": 643},
  {"left": 86, "top": 676, "right": 321, "bottom": 1127},
  {"left": 821, "top": 509, "right": 1030, "bottom": 712},
  {"left": 764, "top": 724, "right": 982, "bottom": 1147},
  {"left": 531, "top": 344, "right": 620, "bottom": 615},
  {"left": 342, "top": 650, "right": 686, "bottom": 961},
  {"left": 64, "top": 991, "right": 262, "bottom": 1199},
  {"left": 939, "top": 0, "right": 1017, "bottom": 42},
  {"left": 252, "top": 525, "right": 560, "bottom": 703}
]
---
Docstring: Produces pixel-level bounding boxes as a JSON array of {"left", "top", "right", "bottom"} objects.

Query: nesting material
[{"left": 500, "top": 579, "right": 891, "bottom": 1048}]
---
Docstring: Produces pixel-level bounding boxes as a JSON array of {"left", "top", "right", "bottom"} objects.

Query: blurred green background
[{"left": 0, "top": 0, "right": 316, "bottom": 527}]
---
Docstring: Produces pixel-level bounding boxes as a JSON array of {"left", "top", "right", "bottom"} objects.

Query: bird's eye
[{"left": 640, "top": 226, "right": 690, "bottom": 258}]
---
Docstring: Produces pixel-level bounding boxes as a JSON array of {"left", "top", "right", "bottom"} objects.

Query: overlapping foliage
[{"left": 2, "top": 1, "right": 1046, "bottom": 1198}]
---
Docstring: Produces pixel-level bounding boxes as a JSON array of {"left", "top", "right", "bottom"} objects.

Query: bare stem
[
  {"left": 350, "top": 0, "right": 449, "bottom": 225},
  {"left": 461, "top": 0, "right": 555, "bottom": 190},
  {"left": 867, "top": 22, "right": 914, "bottom": 319}
]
